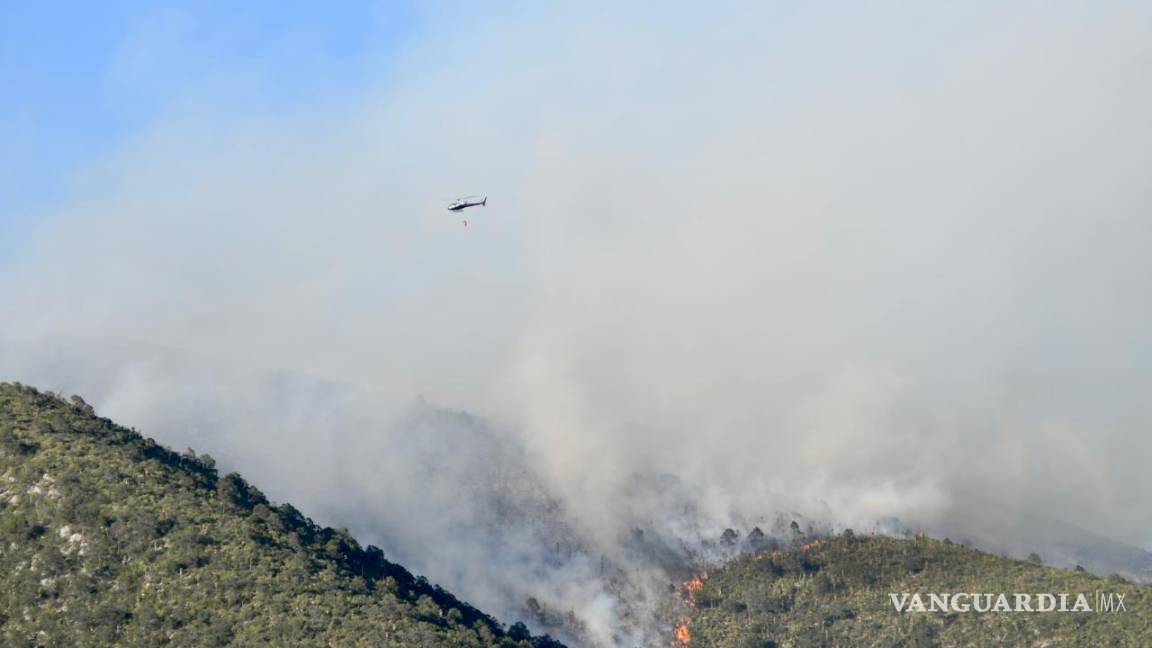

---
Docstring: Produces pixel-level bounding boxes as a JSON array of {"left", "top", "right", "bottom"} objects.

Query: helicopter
[
  {"left": 447, "top": 196, "right": 487, "bottom": 227},
  {"left": 448, "top": 196, "right": 487, "bottom": 211}
]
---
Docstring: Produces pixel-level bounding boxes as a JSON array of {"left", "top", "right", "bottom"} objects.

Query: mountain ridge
[
  {"left": 683, "top": 531, "right": 1152, "bottom": 646},
  {"left": 0, "top": 382, "right": 562, "bottom": 647}
]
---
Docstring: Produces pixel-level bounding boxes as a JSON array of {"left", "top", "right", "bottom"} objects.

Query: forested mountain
[
  {"left": 680, "top": 532, "right": 1151, "bottom": 647},
  {"left": 5, "top": 380, "right": 1151, "bottom": 647},
  {"left": 0, "top": 383, "right": 561, "bottom": 647}
]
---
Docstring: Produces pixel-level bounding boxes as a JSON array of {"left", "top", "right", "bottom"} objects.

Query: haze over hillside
[
  {"left": 3, "top": 2, "right": 1152, "bottom": 645},
  {"left": 4, "top": 382, "right": 1149, "bottom": 646},
  {"left": 0, "top": 383, "right": 561, "bottom": 647}
]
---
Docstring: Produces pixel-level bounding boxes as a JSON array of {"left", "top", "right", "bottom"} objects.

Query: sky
[
  {"left": 0, "top": 1, "right": 415, "bottom": 254},
  {"left": 2, "top": 2, "right": 1152, "bottom": 643}
]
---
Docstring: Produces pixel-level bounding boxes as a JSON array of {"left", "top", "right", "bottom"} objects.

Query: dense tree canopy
[
  {"left": 684, "top": 532, "right": 1151, "bottom": 647},
  {"left": 0, "top": 383, "right": 561, "bottom": 647}
]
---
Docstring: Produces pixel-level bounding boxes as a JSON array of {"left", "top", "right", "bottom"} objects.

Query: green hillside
[
  {"left": 0, "top": 382, "right": 561, "bottom": 647},
  {"left": 682, "top": 532, "right": 1151, "bottom": 647},
  {"left": 7, "top": 379, "right": 1150, "bottom": 648}
]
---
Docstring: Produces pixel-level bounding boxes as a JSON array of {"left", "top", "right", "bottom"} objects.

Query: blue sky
[{"left": 0, "top": 1, "right": 416, "bottom": 254}]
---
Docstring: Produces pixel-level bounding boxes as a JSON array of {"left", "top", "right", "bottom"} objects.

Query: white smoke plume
[{"left": 3, "top": 2, "right": 1152, "bottom": 644}]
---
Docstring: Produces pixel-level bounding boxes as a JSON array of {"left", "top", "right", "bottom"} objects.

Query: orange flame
[
  {"left": 682, "top": 574, "right": 706, "bottom": 608},
  {"left": 801, "top": 539, "right": 824, "bottom": 552},
  {"left": 675, "top": 622, "right": 692, "bottom": 645}
]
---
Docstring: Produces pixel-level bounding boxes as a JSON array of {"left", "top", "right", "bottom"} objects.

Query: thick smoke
[{"left": 3, "top": 2, "right": 1152, "bottom": 644}]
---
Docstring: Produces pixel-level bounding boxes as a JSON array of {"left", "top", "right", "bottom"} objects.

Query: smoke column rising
[{"left": 3, "top": 2, "right": 1152, "bottom": 643}]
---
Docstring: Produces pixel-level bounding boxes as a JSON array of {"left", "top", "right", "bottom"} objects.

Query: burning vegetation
[
  {"left": 681, "top": 574, "right": 707, "bottom": 609},
  {"left": 672, "top": 531, "right": 1152, "bottom": 646},
  {"left": 800, "top": 538, "right": 823, "bottom": 552}
]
